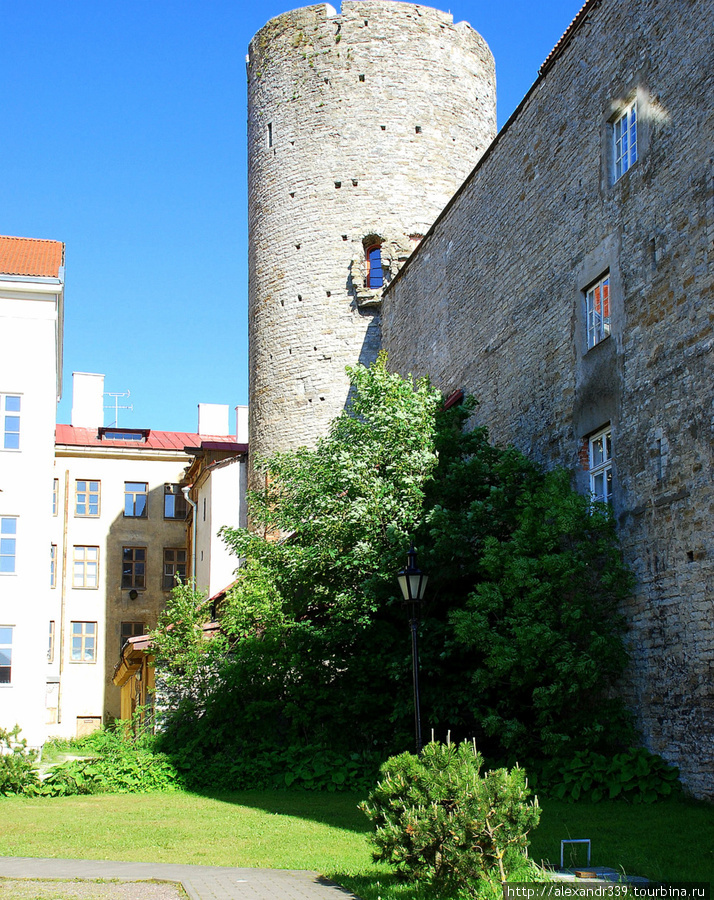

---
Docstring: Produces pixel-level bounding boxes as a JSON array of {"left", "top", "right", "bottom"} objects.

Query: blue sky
[{"left": 2, "top": 0, "right": 580, "bottom": 433}]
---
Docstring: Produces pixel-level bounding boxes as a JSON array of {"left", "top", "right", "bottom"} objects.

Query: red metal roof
[
  {"left": 0, "top": 235, "right": 64, "bottom": 278},
  {"left": 55, "top": 424, "right": 237, "bottom": 451}
]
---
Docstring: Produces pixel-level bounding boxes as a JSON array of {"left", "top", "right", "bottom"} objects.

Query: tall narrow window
[
  {"left": 124, "top": 482, "right": 148, "bottom": 518},
  {"left": 585, "top": 274, "right": 610, "bottom": 349},
  {"left": 366, "top": 244, "right": 384, "bottom": 289},
  {"left": 267, "top": 122, "right": 273, "bottom": 148},
  {"left": 52, "top": 479, "right": 59, "bottom": 516},
  {"left": 122, "top": 547, "right": 146, "bottom": 590},
  {"left": 51, "top": 544, "right": 57, "bottom": 588},
  {"left": 614, "top": 101, "right": 637, "bottom": 181},
  {"left": 48, "top": 621, "right": 55, "bottom": 663},
  {"left": 0, "top": 518, "right": 17, "bottom": 574},
  {"left": 75, "top": 480, "right": 100, "bottom": 517},
  {"left": 70, "top": 622, "right": 97, "bottom": 662},
  {"left": 0, "top": 627, "right": 12, "bottom": 683},
  {"left": 163, "top": 548, "right": 187, "bottom": 589},
  {"left": 589, "top": 428, "right": 613, "bottom": 504},
  {"left": 2, "top": 395, "right": 21, "bottom": 450},
  {"left": 73, "top": 546, "right": 99, "bottom": 589}
]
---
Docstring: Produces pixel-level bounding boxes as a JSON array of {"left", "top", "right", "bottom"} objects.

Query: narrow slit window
[{"left": 366, "top": 245, "right": 384, "bottom": 289}]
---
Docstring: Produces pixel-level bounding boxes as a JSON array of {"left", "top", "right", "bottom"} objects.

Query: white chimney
[
  {"left": 71, "top": 372, "right": 105, "bottom": 429},
  {"left": 235, "top": 405, "right": 248, "bottom": 444},
  {"left": 197, "top": 403, "right": 230, "bottom": 436}
]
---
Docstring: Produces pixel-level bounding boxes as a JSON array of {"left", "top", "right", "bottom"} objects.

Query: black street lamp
[{"left": 398, "top": 543, "right": 428, "bottom": 754}]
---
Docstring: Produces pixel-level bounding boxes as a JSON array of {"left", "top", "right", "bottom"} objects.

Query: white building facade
[{"left": 0, "top": 236, "right": 65, "bottom": 747}]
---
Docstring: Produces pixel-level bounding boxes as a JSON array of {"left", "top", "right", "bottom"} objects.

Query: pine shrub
[{"left": 360, "top": 740, "right": 542, "bottom": 897}]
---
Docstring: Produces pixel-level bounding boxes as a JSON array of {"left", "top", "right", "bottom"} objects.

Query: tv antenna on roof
[{"left": 104, "top": 390, "right": 133, "bottom": 427}]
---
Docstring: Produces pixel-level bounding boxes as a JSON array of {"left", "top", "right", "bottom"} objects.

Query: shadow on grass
[
  {"left": 183, "top": 787, "right": 372, "bottom": 835},
  {"left": 186, "top": 792, "right": 714, "bottom": 886}
]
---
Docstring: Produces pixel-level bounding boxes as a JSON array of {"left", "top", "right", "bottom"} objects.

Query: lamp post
[{"left": 398, "top": 543, "right": 428, "bottom": 754}]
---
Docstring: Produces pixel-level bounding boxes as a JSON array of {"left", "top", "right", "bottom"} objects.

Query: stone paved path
[{"left": 0, "top": 858, "right": 361, "bottom": 900}]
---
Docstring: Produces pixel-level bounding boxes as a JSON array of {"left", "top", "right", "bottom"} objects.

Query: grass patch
[{"left": 0, "top": 791, "right": 711, "bottom": 900}]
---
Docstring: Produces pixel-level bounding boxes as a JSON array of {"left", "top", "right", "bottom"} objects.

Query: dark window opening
[{"left": 366, "top": 245, "right": 384, "bottom": 289}]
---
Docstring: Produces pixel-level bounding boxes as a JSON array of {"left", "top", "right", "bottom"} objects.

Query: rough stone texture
[
  {"left": 247, "top": 1, "right": 496, "bottom": 469},
  {"left": 382, "top": 0, "right": 714, "bottom": 798}
]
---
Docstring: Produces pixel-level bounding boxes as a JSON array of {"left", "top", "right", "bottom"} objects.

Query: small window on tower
[{"left": 366, "top": 244, "right": 384, "bottom": 289}]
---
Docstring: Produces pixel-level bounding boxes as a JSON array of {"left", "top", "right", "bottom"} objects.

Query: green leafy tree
[
  {"left": 154, "top": 360, "right": 633, "bottom": 787},
  {"left": 414, "top": 400, "right": 633, "bottom": 764},
  {"left": 150, "top": 582, "right": 227, "bottom": 723}
]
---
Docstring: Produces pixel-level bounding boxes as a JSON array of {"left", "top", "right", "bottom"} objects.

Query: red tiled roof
[
  {"left": 540, "top": 0, "right": 598, "bottom": 75},
  {"left": 55, "top": 424, "right": 237, "bottom": 451},
  {"left": 0, "top": 235, "right": 64, "bottom": 278}
]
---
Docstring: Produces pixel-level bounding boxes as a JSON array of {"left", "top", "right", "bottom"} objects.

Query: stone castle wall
[
  {"left": 247, "top": 1, "right": 496, "bottom": 467},
  {"left": 382, "top": 0, "right": 714, "bottom": 797}
]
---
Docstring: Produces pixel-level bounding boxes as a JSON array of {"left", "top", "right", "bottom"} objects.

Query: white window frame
[
  {"left": 124, "top": 482, "right": 148, "bottom": 518},
  {"left": 1, "top": 394, "right": 21, "bottom": 451},
  {"left": 0, "top": 517, "right": 17, "bottom": 575},
  {"left": 613, "top": 100, "right": 637, "bottom": 181},
  {"left": 48, "top": 620, "right": 55, "bottom": 663},
  {"left": 585, "top": 273, "right": 611, "bottom": 349},
  {"left": 589, "top": 427, "right": 613, "bottom": 505},
  {"left": 70, "top": 621, "right": 97, "bottom": 663},
  {"left": 0, "top": 626, "right": 12, "bottom": 683},
  {"left": 73, "top": 545, "right": 99, "bottom": 589},
  {"left": 75, "top": 480, "right": 101, "bottom": 517},
  {"left": 53, "top": 479, "right": 59, "bottom": 516}
]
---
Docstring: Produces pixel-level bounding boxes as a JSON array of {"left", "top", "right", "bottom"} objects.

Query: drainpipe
[{"left": 181, "top": 485, "right": 198, "bottom": 589}]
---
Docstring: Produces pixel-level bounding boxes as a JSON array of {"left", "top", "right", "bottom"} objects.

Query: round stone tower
[{"left": 247, "top": 0, "right": 496, "bottom": 466}]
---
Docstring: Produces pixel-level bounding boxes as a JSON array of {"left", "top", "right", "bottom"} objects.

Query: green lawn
[{"left": 0, "top": 791, "right": 711, "bottom": 900}]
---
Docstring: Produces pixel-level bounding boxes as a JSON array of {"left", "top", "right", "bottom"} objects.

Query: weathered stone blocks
[
  {"left": 382, "top": 0, "right": 713, "bottom": 797},
  {"left": 247, "top": 1, "right": 496, "bottom": 467}
]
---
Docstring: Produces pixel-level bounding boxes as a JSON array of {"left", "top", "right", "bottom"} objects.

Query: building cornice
[{"left": 55, "top": 445, "right": 191, "bottom": 463}]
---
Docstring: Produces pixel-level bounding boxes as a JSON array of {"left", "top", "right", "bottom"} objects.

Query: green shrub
[
  {"left": 167, "top": 739, "right": 382, "bottom": 793},
  {"left": 35, "top": 724, "right": 183, "bottom": 797},
  {"left": 360, "top": 740, "right": 542, "bottom": 897},
  {"left": 549, "top": 748, "right": 681, "bottom": 803},
  {"left": 0, "top": 726, "right": 40, "bottom": 796}
]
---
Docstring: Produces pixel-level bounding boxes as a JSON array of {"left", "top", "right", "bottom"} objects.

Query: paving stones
[{"left": 0, "top": 859, "right": 360, "bottom": 900}]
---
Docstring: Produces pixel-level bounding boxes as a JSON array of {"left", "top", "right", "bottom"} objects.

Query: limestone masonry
[
  {"left": 382, "top": 0, "right": 713, "bottom": 797},
  {"left": 247, "top": 0, "right": 713, "bottom": 798},
  {"left": 247, "top": 1, "right": 496, "bottom": 468}
]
